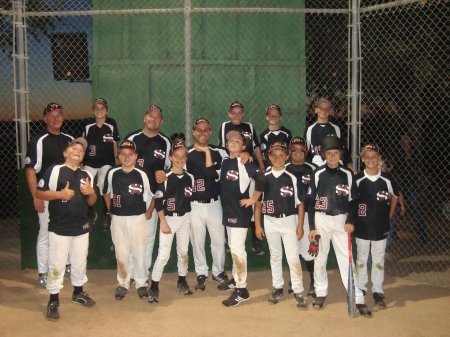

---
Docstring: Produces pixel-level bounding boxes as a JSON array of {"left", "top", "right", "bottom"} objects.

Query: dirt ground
[{"left": 1, "top": 269, "right": 450, "bottom": 337}]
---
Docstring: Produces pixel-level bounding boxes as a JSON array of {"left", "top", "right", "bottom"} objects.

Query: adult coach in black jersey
[
  {"left": 125, "top": 105, "right": 171, "bottom": 279},
  {"left": 25, "top": 103, "right": 74, "bottom": 287}
]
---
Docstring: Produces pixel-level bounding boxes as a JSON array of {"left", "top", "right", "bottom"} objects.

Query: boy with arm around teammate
[{"left": 254, "top": 141, "right": 308, "bottom": 308}]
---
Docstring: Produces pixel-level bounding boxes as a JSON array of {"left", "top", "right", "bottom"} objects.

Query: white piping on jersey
[
  {"left": 34, "top": 132, "right": 73, "bottom": 174},
  {"left": 48, "top": 164, "right": 64, "bottom": 191},
  {"left": 305, "top": 122, "right": 341, "bottom": 154},
  {"left": 263, "top": 168, "right": 300, "bottom": 207},
  {"left": 105, "top": 166, "right": 153, "bottom": 204},
  {"left": 126, "top": 131, "right": 172, "bottom": 170},
  {"left": 356, "top": 171, "right": 398, "bottom": 199},
  {"left": 237, "top": 157, "right": 252, "bottom": 194},
  {"left": 263, "top": 129, "right": 290, "bottom": 141},
  {"left": 84, "top": 122, "right": 116, "bottom": 137},
  {"left": 220, "top": 121, "right": 257, "bottom": 148}
]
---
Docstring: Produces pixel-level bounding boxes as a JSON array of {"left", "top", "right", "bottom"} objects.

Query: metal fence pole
[
  {"left": 184, "top": 0, "right": 193, "bottom": 144},
  {"left": 350, "top": 0, "right": 360, "bottom": 169}
]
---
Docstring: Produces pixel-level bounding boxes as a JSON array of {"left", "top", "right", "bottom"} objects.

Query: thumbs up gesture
[
  {"left": 61, "top": 181, "right": 75, "bottom": 200},
  {"left": 80, "top": 177, "right": 95, "bottom": 196}
]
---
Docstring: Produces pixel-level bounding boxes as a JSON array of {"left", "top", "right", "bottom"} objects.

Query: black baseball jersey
[
  {"left": 220, "top": 157, "right": 265, "bottom": 228},
  {"left": 82, "top": 117, "right": 120, "bottom": 168},
  {"left": 25, "top": 130, "right": 74, "bottom": 180},
  {"left": 285, "top": 161, "right": 317, "bottom": 210},
  {"left": 103, "top": 166, "right": 153, "bottom": 216},
  {"left": 155, "top": 169, "right": 194, "bottom": 216},
  {"left": 260, "top": 126, "right": 292, "bottom": 165},
  {"left": 348, "top": 171, "right": 399, "bottom": 241},
  {"left": 218, "top": 121, "right": 260, "bottom": 155},
  {"left": 304, "top": 122, "right": 351, "bottom": 165},
  {"left": 125, "top": 131, "right": 171, "bottom": 193},
  {"left": 261, "top": 168, "right": 300, "bottom": 217},
  {"left": 307, "top": 165, "right": 357, "bottom": 230},
  {"left": 186, "top": 145, "right": 228, "bottom": 201},
  {"left": 37, "top": 164, "right": 94, "bottom": 236}
]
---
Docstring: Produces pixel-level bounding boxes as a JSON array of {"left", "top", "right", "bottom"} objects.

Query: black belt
[
  {"left": 319, "top": 211, "right": 346, "bottom": 216},
  {"left": 193, "top": 196, "right": 219, "bottom": 204},
  {"left": 166, "top": 212, "right": 186, "bottom": 217},
  {"left": 268, "top": 213, "right": 292, "bottom": 218}
]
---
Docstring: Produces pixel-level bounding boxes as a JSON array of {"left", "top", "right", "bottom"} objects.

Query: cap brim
[
  {"left": 360, "top": 148, "right": 379, "bottom": 157},
  {"left": 226, "top": 130, "right": 244, "bottom": 141},
  {"left": 269, "top": 146, "right": 288, "bottom": 153},
  {"left": 68, "top": 137, "right": 88, "bottom": 152}
]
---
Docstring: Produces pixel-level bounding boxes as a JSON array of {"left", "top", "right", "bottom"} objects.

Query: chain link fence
[{"left": 0, "top": 0, "right": 448, "bottom": 286}]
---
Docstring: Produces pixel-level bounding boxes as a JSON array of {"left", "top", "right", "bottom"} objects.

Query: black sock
[
  {"left": 73, "top": 286, "right": 83, "bottom": 295},
  {"left": 178, "top": 276, "right": 186, "bottom": 283},
  {"left": 50, "top": 293, "right": 59, "bottom": 302},
  {"left": 151, "top": 280, "right": 159, "bottom": 290}
]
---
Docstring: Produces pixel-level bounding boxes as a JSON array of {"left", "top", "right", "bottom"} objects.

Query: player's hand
[
  {"left": 194, "top": 143, "right": 210, "bottom": 153},
  {"left": 259, "top": 164, "right": 266, "bottom": 172},
  {"left": 239, "top": 152, "right": 251, "bottom": 164},
  {"left": 33, "top": 198, "right": 45, "bottom": 213},
  {"left": 296, "top": 226, "right": 304, "bottom": 240},
  {"left": 400, "top": 205, "right": 406, "bottom": 216},
  {"left": 80, "top": 178, "right": 95, "bottom": 195},
  {"left": 239, "top": 198, "right": 256, "bottom": 208},
  {"left": 155, "top": 170, "right": 168, "bottom": 184},
  {"left": 60, "top": 182, "right": 75, "bottom": 200},
  {"left": 344, "top": 223, "right": 354, "bottom": 233},
  {"left": 161, "top": 222, "right": 172, "bottom": 234},
  {"left": 145, "top": 209, "right": 152, "bottom": 220},
  {"left": 255, "top": 225, "right": 265, "bottom": 240},
  {"left": 308, "top": 230, "right": 316, "bottom": 242},
  {"left": 308, "top": 234, "right": 321, "bottom": 257}
]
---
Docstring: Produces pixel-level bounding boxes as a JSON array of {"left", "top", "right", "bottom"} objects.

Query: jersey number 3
[
  {"left": 315, "top": 197, "right": 328, "bottom": 210},
  {"left": 88, "top": 145, "right": 96, "bottom": 156}
]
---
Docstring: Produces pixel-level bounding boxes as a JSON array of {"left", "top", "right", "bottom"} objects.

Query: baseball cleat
[
  {"left": 148, "top": 288, "right": 159, "bottom": 303},
  {"left": 268, "top": 288, "right": 284, "bottom": 304},
  {"left": 373, "top": 292, "right": 386, "bottom": 308},
  {"left": 288, "top": 281, "right": 293, "bottom": 294},
  {"left": 217, "top": 278, "right": 236, "bottom": 291},
  {"left": 72, "top": 291, "right": 96, "bottom": 307},
  {"left": 222, "top": 288, "right": 250, "bottom": 307},
  {"left": 65, "top": 265, "right": 71, "bottom": 277},
  {"left": 307, "top": 284, "right": 317, "bottom": 298},
  {"left": 137, "top": 286, "right": 148, "bottom": 299},
  {"left": 177, "top": 280, "right": 193, "bottom": 295},
  {"left": 356, "top": 304, "right": 373, "bottom": 318},
  {"left": 252, "top": 240, "right": 265, "bottom": 256},
  {"left": 194, "top": 275, "right": 208, "bottom": 291},
  {"left": 312, "top": 296, "right": 326, "bottom": 309},
  {"left": 46, "top": 301, "right": 60, "bottom": 320},
  {"left": 294, "top": 293, "right": 308, "bottom": 309},
  {"left": 115, "top": 286, "right": 130, "bottom": 300},
  {"left": 39, "top": 273, "right": 47, "bottom": 288},
  {"left": 212, "top": 271, "right": 229, "bottom": 284}
]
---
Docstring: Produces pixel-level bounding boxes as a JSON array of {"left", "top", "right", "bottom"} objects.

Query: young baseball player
[
  {"left": 82, "top": 97, "right": 120, "bottom": 231},
  {"left": 284, "top": 137, "right": 317, "bottom": 298},
  {"left": 260, "top": 104, "right": 292, "bottom": 168},
  {"left": 218, "top": 130, "right": 266, "bottom": 307},
  {"left": 307, "top": 135, "right": 371, "bottom": 317},
  {"left": 25, "top": 102, "right": 74, "bottom": 286},
  {"left": 304, "top": 98, "right": 354, "bottom": 171},
  {"left": 125, "top": 105, "right": 171, "bottom": 283},
  {"left": 255, "top": 141, "right": 307, "bottom": 308},
  {"left": 347, "top": 144, "right": 398, "bottom": 309},
  {"left": 35, "top": 137, "right": 96, "bottom": 320},
  {"left": 148, "top": 142, "right": 195, "bottom": 303},
  {"left": 103, "top": 140, "right": 154, "bottom": 300},
  {"left": 218, "top": 101, "right": 265, "bottom": 255}
]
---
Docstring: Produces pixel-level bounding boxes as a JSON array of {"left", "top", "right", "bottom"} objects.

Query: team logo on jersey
[
  {"left": 103, "top": 133, "right": 114, "bottom": 143},
  {"left": 336, "top": 184, "right": 349, "bottom": 196},
  {"left": 154, "top": 149, "right": 166, "bottom": 159},
  {"left": 184, "top": 186, "right": 193, "bottom": 197},
  {"left": 302, "top": 174, "right": 311, "bottom": 185},
  {"left": 261, "top": 143, "right": 267, "bottom": 151},
  {"left": 129, "top": 184, "right": 143, "bottom": 194},
  {"left": 80, "top": 178, "right": 87, "bottom": 186},
  {"left": 280, "top": 186, "right": 294, "bottom": 197},
  {"left": 377, "top": 191, "right": 389, "bottom": 201},
  {"left": 226, "top": 170, "right": 239, "bottom": 181},
  {"left": 83, "top": 223, "right": 89, "bottom": 230},
  {"left": 38, "top": 179, "right": 45, "bottom": 188},
  {"left": 155, "top": 190, "right": 163, "bottom": 198},
  {"left": 25, "top": 157, "right": 31, "bottom": 164},
  {"left": 228, "top": 218, "right": 238, "bottom": 224},
  {"left": 242, "top": 131, "right": 252, "bottom": 140}
]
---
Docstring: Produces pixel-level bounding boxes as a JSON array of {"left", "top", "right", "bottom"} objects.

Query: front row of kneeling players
[{"left": 38, "top": 128, "right": 396, "bottom": 319}]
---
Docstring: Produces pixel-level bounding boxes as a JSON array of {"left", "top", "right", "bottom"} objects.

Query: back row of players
[{"left": 26, "top": 98, "right": 398, "bottom": 320}]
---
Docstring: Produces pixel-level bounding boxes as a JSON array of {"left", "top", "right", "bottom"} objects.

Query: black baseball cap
[
  {"left": 43, "top": 103, "right": 63, "bottom": 116},
  {"left": 268, "top": 141, "right": 288, "bottom": 154},
  {"left": 266, "top": 104, "right": 281, "bottom": 115},
  {"left": 92, "top": 97, "right": 108, "bottom": 110},
  {"left": 360, "top": 144, "right": 380, "bottom": 157},
  {"left": 193, "top": 117, "right": 211, "bottom": 130},
  {"left": 66, "top": 137, "right": 88, "bottom": 152},
  {"left": 290, "top": 137, "right": 307, "bottom": 151},
  {"left": 146, "top": 105, "right": 163, "bottom": 115},
  {"left": 170, "top": 141, "right": 188, "bottom": 155},
  {"left": 229, "top": 101, "right": 244, "bottom": 110},
  {"left": 226, "top": 130, "right": 245, "bottom": 142},
  {"left": 119, "top": 140, "right": 137, "bottom": 153}
]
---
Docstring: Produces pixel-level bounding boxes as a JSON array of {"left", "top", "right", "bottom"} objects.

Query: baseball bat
[{"left": 347, "top": 232, "right": 356, "bottom": 317}]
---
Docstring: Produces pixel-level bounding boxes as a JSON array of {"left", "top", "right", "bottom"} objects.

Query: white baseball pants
[
  {"left": 152, "top": 214, "right": 191, "bottom": 281},
  {"left": 296, "top": 212, "right": 314, "bottom": 262},
  {"left": 264, "top": 215, "right": 304, "bottom": 294},
  {"left": 314, "top": 213, "right": 364, "bottom": 304},
  {"left": 111, "top": 214, "right": 148, "bottom": 289},
  {"left": 355, "top": 238, "right": 387, "bottom": 294},
  {"left": 37, "top": 201, "right": 50, "bottom": 274},
  {"left": 83, "top": 165, "right": 111, "bottom": 195},
  {"left": 47, "top": 232, "right": 89, "bottom": 294},
  {"left": 226, "top": 227, "right": 248, "bottom": 288},
  {"left": 190, "top": 199, "right": 225, "bottom": 277}
]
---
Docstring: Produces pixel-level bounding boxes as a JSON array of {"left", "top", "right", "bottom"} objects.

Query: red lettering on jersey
[
  {"left": 302, "top": 174, "right": 311, "bottom": 185},
  {"left": 193, "top": 179, "right": 205, "bottom": 192},
  {"left": 377, "top": 191, "right": 389, "bottom": 201},
  {"left": 262, "top": 200, "right": 274, "bottom": 213},
  {"left": 336, "top": 184, "right": 349, "bottom": 196},
  {"left": 226, "top": 170, "right": 239, "bottom": 181},
  {"left": 358, "top": 204, "right": 367, "bottom": 216},
  {"left": 113, "top": 194, "right": 121, "bottom": 207},
  {"left": 129, "top": 184, "right": 143, "bottom": 194},
  {"left": 167, "top": 198, "right": 175, "bottom": 211},
  {"left": 103, "top": 133, "right": 114, "bottom": 143},
  {"left": 280, "top": 186, "right": 294, "bottom": 197},
  {"left": 315, "top": 197, "right": 328, "bottom": 210},
  {"left": 89, "top": 145, "right": 96, "bottom": 156},
  {"left": 137, "top": 159, "right": 144, "bottom": 167}
]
